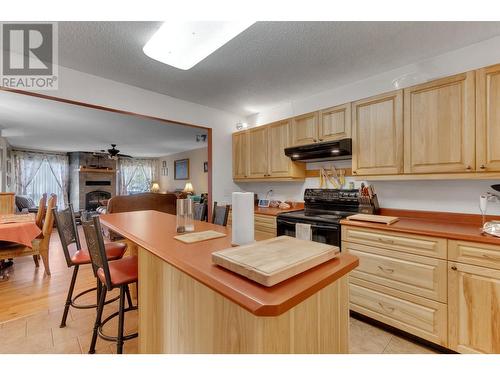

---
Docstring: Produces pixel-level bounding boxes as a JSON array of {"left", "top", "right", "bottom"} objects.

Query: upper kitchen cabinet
[
  {"left": 232, "top": 131, "right": 249, "bottom": 179},
  {"left": 290, "top": 111, "right": 319, "bottom": 146},
  {"left": 352, "top": 90, "right": 404, "bottom": 175},
  {"left": 268, "top": 120, "right": 294, "bottom": 177},
  {"left": 404, "top": 72, "right": 475, "bottom": 174},
  {"left": 476, "top": 64, "right": 500, "bottom": 172},
  {"left": 247, "top": 126, "right": 269, "bottom": 178},
  {"left": 318, "top": 103, "right": 351, "bottom": 142}
]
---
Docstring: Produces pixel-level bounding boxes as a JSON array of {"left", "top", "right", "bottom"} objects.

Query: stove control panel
[{"left": 304, "top": 189, "right": 359, "bottom": 204}]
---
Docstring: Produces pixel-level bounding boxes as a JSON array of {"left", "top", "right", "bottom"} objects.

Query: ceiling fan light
[{"left": 143, "top": 21, "right": 255, "bottom": 70}]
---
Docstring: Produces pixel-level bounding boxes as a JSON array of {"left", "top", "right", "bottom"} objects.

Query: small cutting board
[
  {"left": 212, "top": 236, "right": 339, "bottom": 287},
  {"left": 174, "top": 230, "right": 227, "bottom": 244},
  {"left": 346, "top": 214, "right": 399, "bottom": 225}
]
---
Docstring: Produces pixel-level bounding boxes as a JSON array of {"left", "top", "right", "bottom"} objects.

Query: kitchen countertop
[
  {"left": 100, "top": 210, "right": 358, "bottom": 316},
  {"left": 340, "top": 209, "right": 500, "bottom": 246}
]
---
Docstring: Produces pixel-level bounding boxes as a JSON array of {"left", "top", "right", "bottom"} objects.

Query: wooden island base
[{"left": 138, "top": 247, "right": 349, "bottom": 354}]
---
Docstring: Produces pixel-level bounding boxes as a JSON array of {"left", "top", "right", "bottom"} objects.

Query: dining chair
[
  {"left": 82, "top": 215, "right": 138, "bottom": 354},
  {"left": 0, "top": 195, "right": 57, "bottom": 275},
  {"left": 211, "top": 201, "right": 230, "bottom": 226},
  {"left": 193, "top": 202, "right": 207, "bottom": 221},
  {"left": 53, "top": 203, "right": 127, "bottom": 328},
  {"left": 31, "top": 193, "right": 47, "bottom": 268}
]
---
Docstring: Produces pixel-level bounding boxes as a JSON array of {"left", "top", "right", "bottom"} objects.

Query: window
[
  {"left": 12, "top": 151, "right": 69, "bottom": 208},
  {"left": 127, "top": 167, "right": 150, "bottom": 194},
  {"left": 27, "top": 159, "right": 65, "bottom": 207},
  {"left": 118, "top": 158, "right": 158, "bottom": 195}
]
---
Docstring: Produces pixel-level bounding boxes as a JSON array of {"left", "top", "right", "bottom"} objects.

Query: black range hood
[{"left": 284, "top": 138, "right": 352, "bottom": 162}]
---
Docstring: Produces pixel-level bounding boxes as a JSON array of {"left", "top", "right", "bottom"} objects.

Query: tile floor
[{"left": 0, "top": 301, "right": 439, "bottom": 354}]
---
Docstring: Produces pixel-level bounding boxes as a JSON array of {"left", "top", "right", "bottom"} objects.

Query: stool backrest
[
  {"left": 82, "top": 215, "right": 112, "bottom": 289},
  {"left": 211, "top": 201, "right": 229, "bottom": 226},
  {"left": 193, "top": 202, "right": 207, "bottom": 221},
  {"left": 53, "top": 202, "right": 81, "bottom": 268}
]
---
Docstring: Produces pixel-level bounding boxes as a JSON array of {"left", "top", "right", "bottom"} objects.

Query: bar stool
[
  {"left": 82, "top": 215, "right": 138, "bottom": 354},
  {"left": 53, "top": 203, "right": 128, "bottom": 328}
]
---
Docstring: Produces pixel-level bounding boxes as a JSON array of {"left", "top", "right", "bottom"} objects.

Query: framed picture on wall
[
  {"left": 174, "top": 158, "right": 189, "bottom": 180},
  {"left": 204, "top": 161, "right": 208, "bottom": 173}
]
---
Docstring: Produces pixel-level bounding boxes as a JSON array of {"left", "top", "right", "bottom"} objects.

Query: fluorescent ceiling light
[{"left": 143, "top": 21, "right": 255, "bottom": 70}]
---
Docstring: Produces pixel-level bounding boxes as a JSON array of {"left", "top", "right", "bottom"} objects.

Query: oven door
[{"left": 276, "top": 218, "right": 341, "bottom": 247}]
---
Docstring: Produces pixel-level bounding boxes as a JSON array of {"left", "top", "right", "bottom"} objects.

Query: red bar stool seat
[{"left": 71, "top": 242, "right": 126, "bottom": 265}]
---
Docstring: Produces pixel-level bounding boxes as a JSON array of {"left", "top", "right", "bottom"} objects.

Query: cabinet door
[
  {"left": 352, "top": 90, "right": 403, "bottom": 175},
  {"left": 290, "top": 112, "right": 319, "bottom": 146},
  {"left": 268, "top": 120, "right": 292, "bottom": 177},
  {"left": 476, "top": 64, "right": 500, "bottom": 171},
  {"left": 232, "top": 132, "right": 249, "bottom": 179},
  {"left": 318, "top": 103, "right": 351, "bottom": 142},
  {"left": 248, "top": 126, "right": 269, "bottom": 178},
  {"left": 404, "top": 72, "right": 475, "bottom": 173},
  {"left": 448, "top": 262, "right": 500, "bottom": 354}
]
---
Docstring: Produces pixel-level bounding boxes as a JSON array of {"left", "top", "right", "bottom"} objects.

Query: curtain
[
  {"left": 12, "top": 150, "right": 69, "bottom": 208},
  {"left": 12, "top": 151, "right": 44, "bottom": 195},
  {"left": 46, "top": 153, "right": 70, "bottom": 206},
  {"left": 118, "top": 158, "right": 159, "bottom": 195},
  {"left": 118, "top": 158, "right": 138, "bottom": 195}
]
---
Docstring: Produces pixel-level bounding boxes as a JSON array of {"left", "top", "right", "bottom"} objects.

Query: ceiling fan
[{"left": 94, "top": 144, "right": 133, "bottom": 160}]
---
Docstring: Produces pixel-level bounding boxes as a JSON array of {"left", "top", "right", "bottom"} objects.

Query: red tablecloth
[{"left": 0, "top": 220, "right": 41, "bottom": 248}]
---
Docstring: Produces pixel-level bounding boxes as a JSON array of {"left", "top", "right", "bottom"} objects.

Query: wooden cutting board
[
  {"left": 346, "top": 214, "right": 399, "bottom": 225},
  {"left": 174, "top": 230, "right": 227, "bottom": 244},
  {"left": 212, "top": 236, "right": 339, "bottom": 287}
]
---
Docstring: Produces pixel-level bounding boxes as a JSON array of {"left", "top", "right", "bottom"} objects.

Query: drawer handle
[
  {"left": 378, "top": 302, "right": 395, "bottom": 314},
  {"left": 378, "top": 237, "right": 394, "bottom": 244},
  {"left": 377, "top": 266, "right": 395, "bottom": 274},
  {"left": 482, "top": 254, "right": 500, "bottom": 260}
]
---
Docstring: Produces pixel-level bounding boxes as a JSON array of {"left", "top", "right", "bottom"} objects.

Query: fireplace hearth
[{"left": 85, "top": 190, "right": 112, "bottom": 211}]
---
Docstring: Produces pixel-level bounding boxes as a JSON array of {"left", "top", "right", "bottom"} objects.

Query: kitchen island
[{"left": 100, "top": 210, "right": 358, "bottom": 354}]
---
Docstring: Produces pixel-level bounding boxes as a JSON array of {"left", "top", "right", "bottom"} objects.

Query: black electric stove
[{"left": 277, "top": 189, "right": 361, "bottom": 247}]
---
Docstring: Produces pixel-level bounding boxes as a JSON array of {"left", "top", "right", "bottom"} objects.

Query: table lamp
[
  {"left": 183, "top": 181, "right": 194, "bottom": 195},
  {"left": 150, "top": 182, "right": 160, "bottom": 193}
]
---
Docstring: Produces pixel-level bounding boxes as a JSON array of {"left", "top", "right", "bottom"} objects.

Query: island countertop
[{"left": 100, "top": 210, "right": 358, "bottom": 316}]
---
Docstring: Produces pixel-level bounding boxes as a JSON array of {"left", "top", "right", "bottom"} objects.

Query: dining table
[{"left": 0, "top": 214, "right": 41, "bottom": 248}]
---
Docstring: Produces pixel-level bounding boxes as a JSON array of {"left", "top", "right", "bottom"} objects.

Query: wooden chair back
[
  {"left": 42, "top": 195, "right": 57, "bottom": 238},
  {"left": 35, "top": 193, "right": 47, "bottom": 229},
  {"left": 211, "top": 201, "right": 230, "bottom": 226}
]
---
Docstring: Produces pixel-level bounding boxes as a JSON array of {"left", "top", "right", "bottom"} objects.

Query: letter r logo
[{"left": 2, "top": 23, "right": 53, "bottom": 76}]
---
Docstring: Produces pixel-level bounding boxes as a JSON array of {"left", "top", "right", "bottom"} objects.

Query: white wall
[
  {"left": 158, "top": 147, "right": 208, "bottom": 194},
  {"left": 29, "top": 64, "right": 242, "bottom": 204},
  {"left": 240, "top": 35, "right": 500, "bottom": 215}
]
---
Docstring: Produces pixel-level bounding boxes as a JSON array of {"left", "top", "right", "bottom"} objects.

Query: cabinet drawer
[
  {"left": 342, "top": 226, "right": 446, "bottom": 259},
  {"left": 254, "top": 214, "right": 277, "bottom": 234},
  {"left": 350, "top": 277, "right": 448, "bottom": 346},
  {"left": 344, "top": 241, "right": 447, "bottom": 302},
  {"left": 449, "top": 240, "right": 500, "bottom": 270}
]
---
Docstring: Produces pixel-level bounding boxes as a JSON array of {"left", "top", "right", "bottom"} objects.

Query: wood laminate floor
[{"left": 0, "top": 229, "right": 439, "bottom": 354}]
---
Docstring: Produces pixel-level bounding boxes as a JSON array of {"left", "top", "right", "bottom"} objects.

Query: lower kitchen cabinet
[
  {"left": 448, "top": 261, "right": 500, "bottom": 354},
  {"left": 344, "top": 224, "right": 500, "bottom": 353},
  {"left": 227, "top": 212, "right": 277, "bottom": 240},
  {"left": 350, "top": 277, "right": 448, "bottom": 346}
]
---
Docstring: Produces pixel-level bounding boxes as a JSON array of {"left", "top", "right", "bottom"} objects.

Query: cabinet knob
[
  {"left": 352, "top": 170, "right": 357, "bottom": 175},
  {"left": 466, "top": 165, "right": 472, "bottom": 171},
  {"left": 451, "top": 266, "right": 457, "bottom": 271},
  {"left": 318, "top": 138, "right": 324, "bottom": 142},
  {"left": 480, "top": 164, "right": 486, "bottom": 170},
  {"left": 313, "top": 139, "right": 318, "bottom": 143}
]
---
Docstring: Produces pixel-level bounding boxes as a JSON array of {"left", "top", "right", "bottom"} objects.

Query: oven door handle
[{"left": 277, "top": 220, "right": 339, "bottom": 230}]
